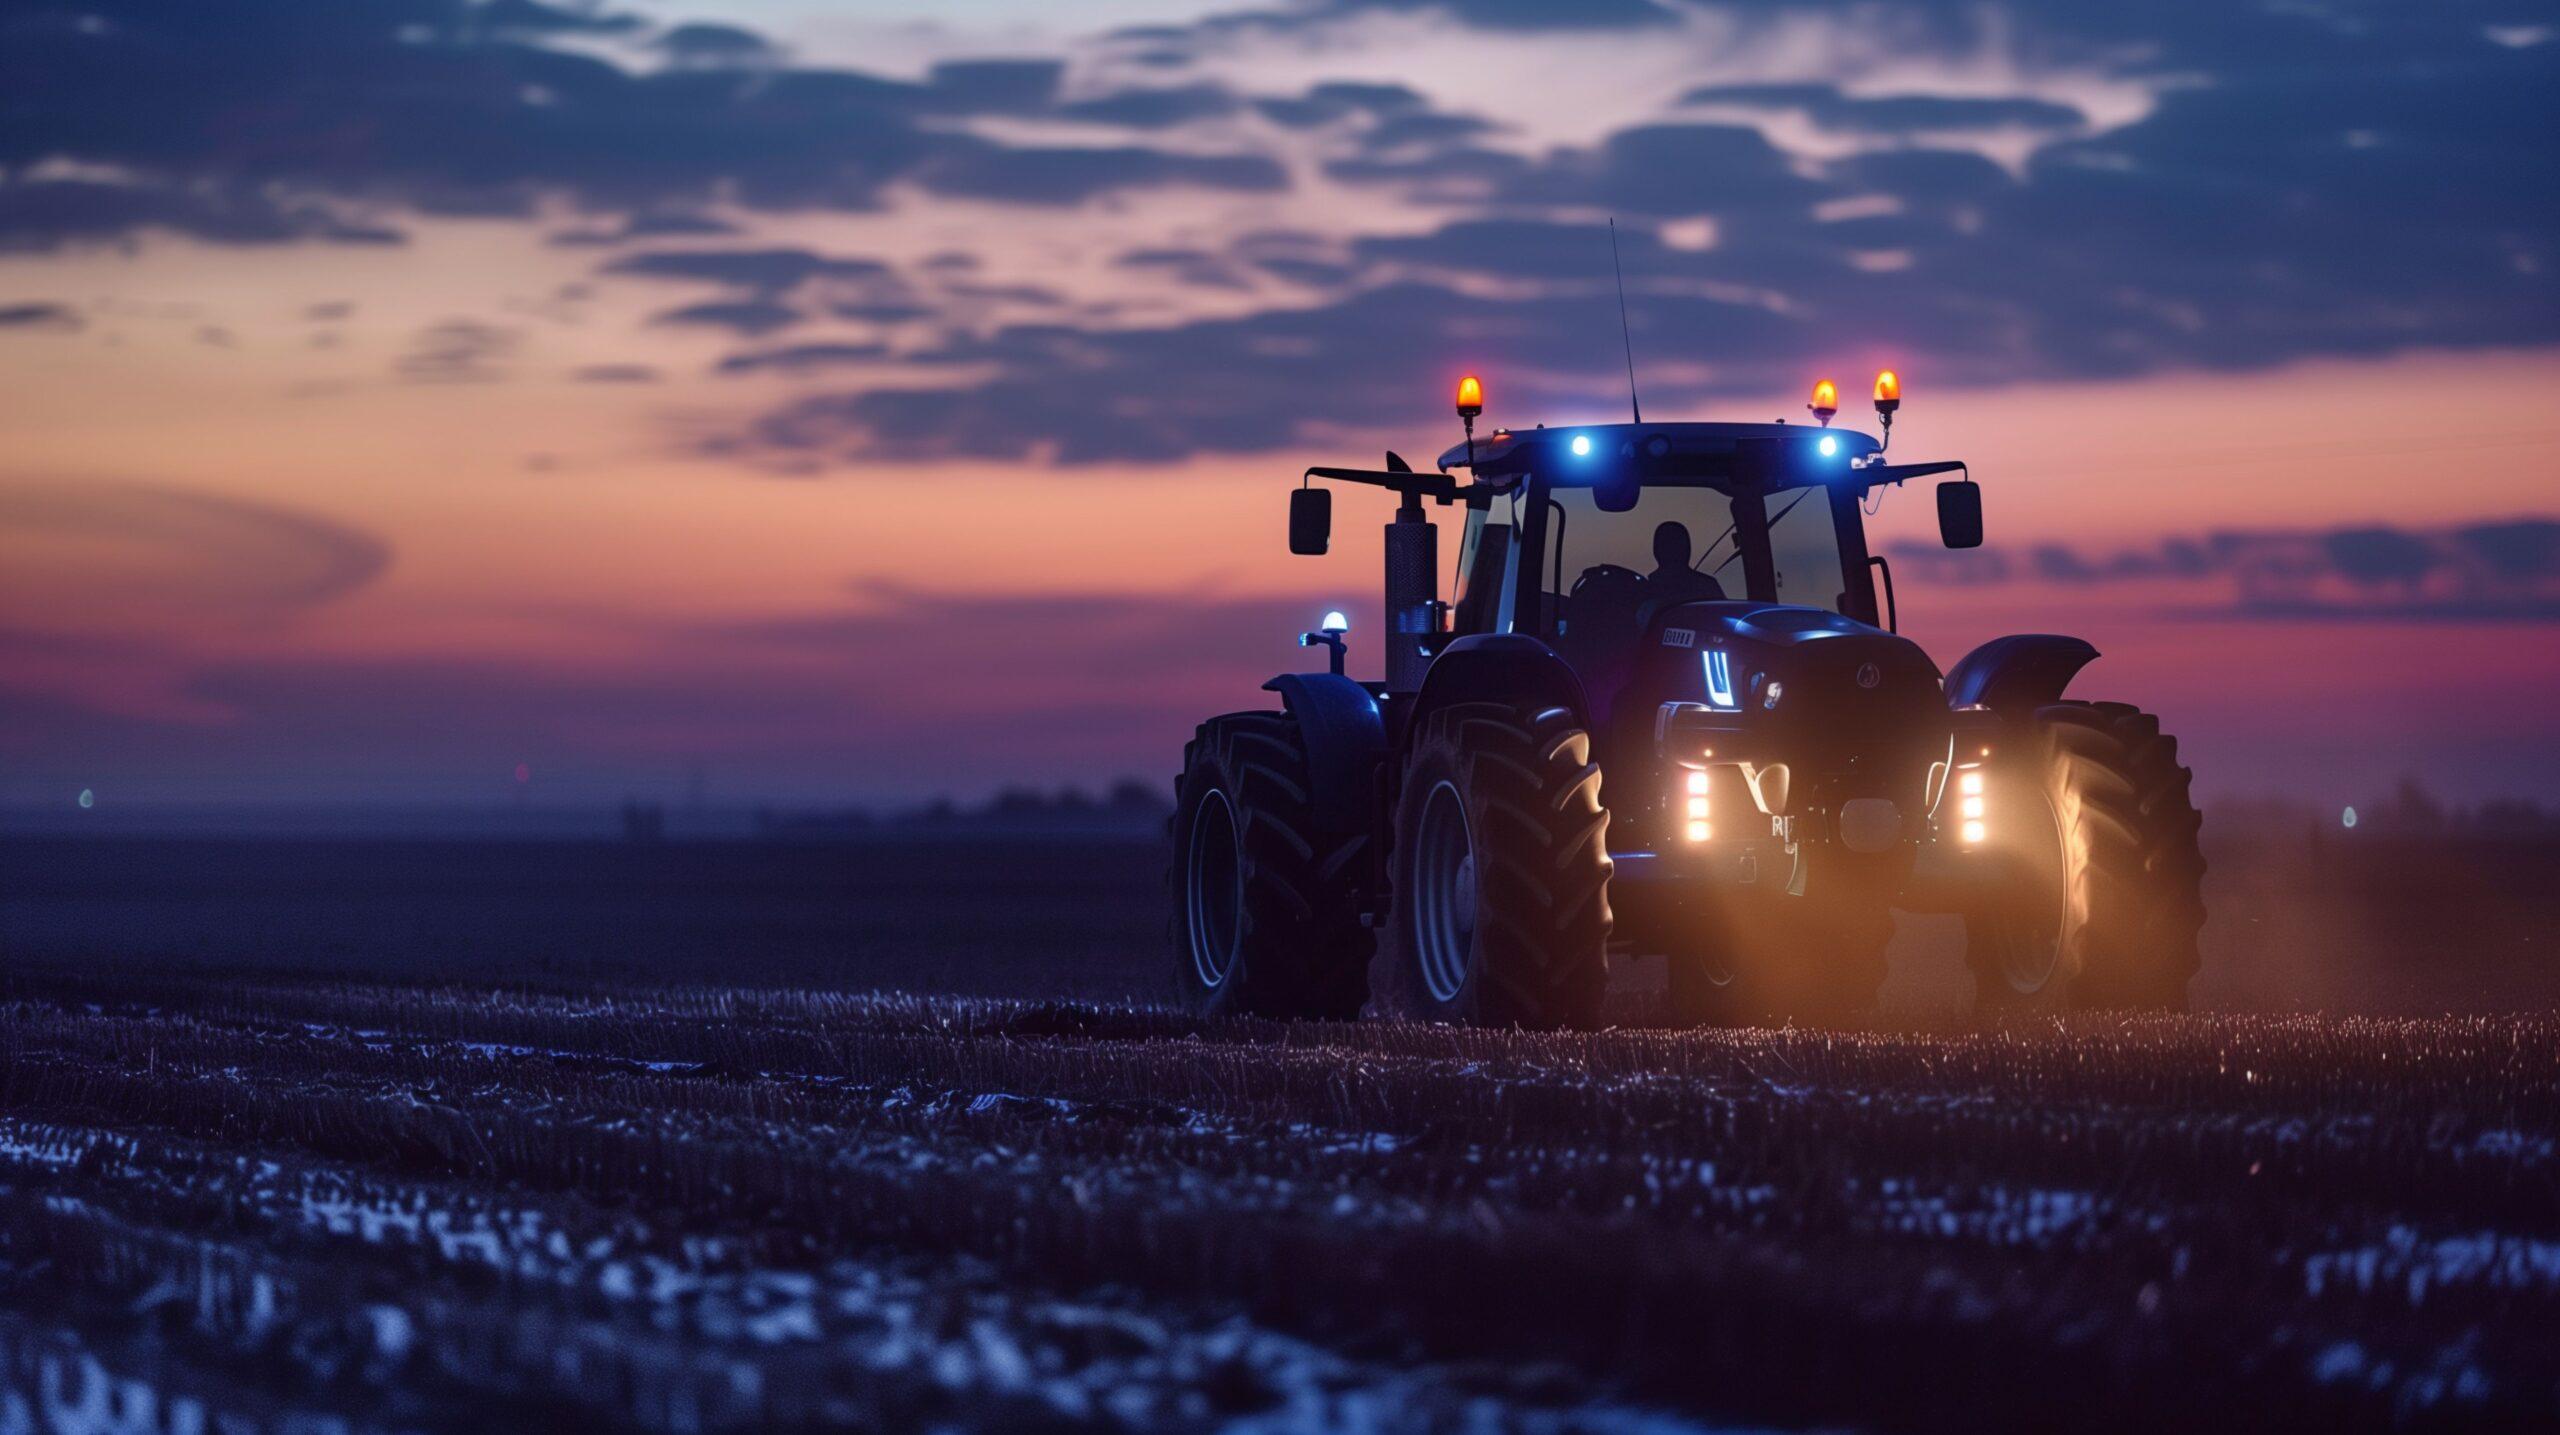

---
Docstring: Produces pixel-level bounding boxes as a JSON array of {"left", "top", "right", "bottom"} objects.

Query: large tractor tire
[
  {"left": 1168, "top": 712, "right": 1371, "bottom": 1019},
  {"left": 1965, "top": 701, "right": 2206, "bottom": 1011},
  {"left": 1371, "top": 702, "right": 1612, "bottom": 1028}
]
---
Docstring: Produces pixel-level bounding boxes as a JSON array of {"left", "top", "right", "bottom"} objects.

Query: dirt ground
[
  {"left": 1, "top": 829, "right": 2555, "bottom": 1430},
  {"left": 2, "top": 967, "right": 2555, "bottom": 1432}
]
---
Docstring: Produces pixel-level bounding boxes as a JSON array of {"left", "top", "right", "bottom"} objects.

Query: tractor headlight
[
  {"left": 1955, "top": 765, "right": 1986, "bottom": 843},
  {"left": 1681, "top": 767, "right": 1710, "bottom": 841}
]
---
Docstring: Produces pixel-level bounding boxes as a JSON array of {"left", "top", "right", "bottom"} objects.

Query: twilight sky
[{"left": 2, "top": 0, "right": 2555, "bottom": 812}]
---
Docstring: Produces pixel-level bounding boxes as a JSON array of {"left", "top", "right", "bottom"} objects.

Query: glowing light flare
[
  {"left": 1817, "top": 435, "right": 1839, "bottom": 458},
  {"left": 1687, "top": 821, "right": 1711, "bottom": 842},
  {"left": 1321, "top": 610, "right": 1349, "bottom": 633},
  {"left": 1957, "top": 771, "right": 1984, "bottom": 796},
  {"left": 1455, "top": 374, "right": 1483, "bottom": 419},
  {"left": 1570, "top": 432, "right": 1592, "bottom": 457},
  {"left": 1686, "top": 770, "right": 1709, "bottom": 795},
  {"left": 1961, "top": 820, "right": 1987, "bottom": 844}
]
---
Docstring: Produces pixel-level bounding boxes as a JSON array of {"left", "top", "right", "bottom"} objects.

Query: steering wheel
[{"left": 1568, "top": 563, "right": 1646, "bottom": 603}]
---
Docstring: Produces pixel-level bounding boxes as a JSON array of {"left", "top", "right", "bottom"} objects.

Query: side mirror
[
  {"left": 1289, "top": 486, "right": 1332, "bottom": 555},
  {"left": 1936, "top": 479, "right": 1983, "bottom": 550}
]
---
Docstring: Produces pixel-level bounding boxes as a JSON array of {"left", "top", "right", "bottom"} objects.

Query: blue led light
[
  {"left": 1321, "top": 610, "right": 1349, "bottom": 633},
  {"left": 1570, "top": 433, "right": 1592, "bottom": 457},
  {"left": 1703, "top": 650, "right": 1738, "bottom": 710},
  {"left": 1817, "top": 435, "right": 1839, "bottom": 457}
]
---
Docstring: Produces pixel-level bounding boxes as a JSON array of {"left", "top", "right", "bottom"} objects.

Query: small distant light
[
  {"left": 1961, "top": 819, "right": 1987, "bottom": 844},
  {"left": 1686, "top": 770, "right": 1709, "bottom": 795},
  {"left": 1686, "top": 820, "right": 1711, "bottom": 842},
  {"left": 1817, "top": 435, "right": 1839, "bottom": 458},
  {"left": 1570, "top": 433, "right": 1592, "bottom": 457},
  {"left": 2342, "top": 806, "right": 2358, "bottom": 829},
  {"left": 77, "top": 788, "right": 95, "bottom": 810},
  {"left": 1321, "top": 610, "right": 1349, "bottom": 633}
]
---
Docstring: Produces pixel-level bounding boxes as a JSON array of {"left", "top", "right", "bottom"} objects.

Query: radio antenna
[{"left": 1608, "top": 218, "right": 1642, "bottom": 424}]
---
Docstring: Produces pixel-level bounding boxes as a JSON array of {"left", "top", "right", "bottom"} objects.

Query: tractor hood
[{"left": 1641, "top": 601, "right": 1948, "bottom": 817}]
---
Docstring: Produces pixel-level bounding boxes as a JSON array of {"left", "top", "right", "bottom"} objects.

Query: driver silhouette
[{"left": 1645, "top": 521, "right": 1726, "bottom": 607}]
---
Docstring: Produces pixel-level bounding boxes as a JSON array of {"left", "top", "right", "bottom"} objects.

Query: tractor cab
[
  {"left": 1441, "top": 421, "right": 1893, "bottom": 639},
  {"left": 1426, "top": 417, "right": 1974, "bottom": 860}
]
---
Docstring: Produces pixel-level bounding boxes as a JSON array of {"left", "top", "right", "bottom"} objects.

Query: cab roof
[{"left": 1436, "top": 420, "right": 1882, "bottom": 488}]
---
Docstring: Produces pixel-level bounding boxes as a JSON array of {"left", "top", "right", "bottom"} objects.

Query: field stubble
[{"left": 0, "top": 967, "right": 2553, "bottom": 1433}]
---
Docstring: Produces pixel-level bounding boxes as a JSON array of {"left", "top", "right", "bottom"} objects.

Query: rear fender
[
  {"left": 1944, "top": 634, "right": 2099, "bottom": 717},
  {"left": 1260, "top": 671, "right": 1388, "bottom": 852}
]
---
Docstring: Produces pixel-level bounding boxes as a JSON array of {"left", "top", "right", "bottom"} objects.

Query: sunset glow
[{"left": 2, "top": 0, "right": 2552, "bottom": 812}]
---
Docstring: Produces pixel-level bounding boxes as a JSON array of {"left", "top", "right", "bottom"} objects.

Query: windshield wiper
[{"left": 1711, "top": 489, "right": 1814, "bottom": 577}]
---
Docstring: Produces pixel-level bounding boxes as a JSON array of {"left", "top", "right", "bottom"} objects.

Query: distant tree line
[{"left": 738, "top": 779, "right": 1170, "bottom": 840}]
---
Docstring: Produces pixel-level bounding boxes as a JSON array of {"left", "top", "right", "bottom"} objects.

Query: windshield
[
  {"left": 1539, "top": 484, "right": 1737, "bottom": 628},
  {"left": 1760, "top": 485, "right": 1850, "bottom": 613}
]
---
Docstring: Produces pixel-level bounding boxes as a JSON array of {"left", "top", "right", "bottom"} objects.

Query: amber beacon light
[
  {"left": 1873, "top": 369, "right": 1901, "bottom": 415},
  {"left": 1455, "top": 373, "right": 1484, "bottom": 419},
  {"left": 1808, "top": 378, "right": 1839, "bottom": 426}
]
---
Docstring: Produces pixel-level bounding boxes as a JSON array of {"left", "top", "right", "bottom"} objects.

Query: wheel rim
[
  {"left": 1186, "top": 789, "right": 1242, "bottom": 988},
  {"left": 1994, "top": 786, "right": 2070, "bottom": 992},
  {"left": 1411, "top": 779, "right": 1477, "bottom": 1003}
]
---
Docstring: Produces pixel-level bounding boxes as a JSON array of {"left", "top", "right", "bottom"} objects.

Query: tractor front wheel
[
  {"left": 1964, "top": 701, "right": 2206, "bottom": 1011},
  {"left": 1371, "top": 702, "right": 1612, "bottom": 1028},
  {"left": 1167, "top": 712, "right": 1371, "bottom": 1019}
]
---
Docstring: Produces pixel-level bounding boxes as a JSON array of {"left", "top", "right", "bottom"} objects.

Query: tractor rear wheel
[
  {"left": 1371, "top": 702, "right": 1612, "bottom": 1028},
  {"left": 1167, "top": 712, "right": 1371, "bottom": 1019},
  {"left": 1964, "top": 701, "right": 2206, "bottom": 1011}
]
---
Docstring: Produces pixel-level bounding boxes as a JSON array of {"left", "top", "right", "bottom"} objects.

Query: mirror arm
[
  {"left": 1303, "top": 465, "right": 1474, "bottom": 506},
  {"left": 1860, "top": 459, "right": 1967, "bottom": 487}
]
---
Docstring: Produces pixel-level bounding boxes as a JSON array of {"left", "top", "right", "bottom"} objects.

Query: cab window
[{"left": 1762, "top": 484, "right": 1851, "bottom": 613}]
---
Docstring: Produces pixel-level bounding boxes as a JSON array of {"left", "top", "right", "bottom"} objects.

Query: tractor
[{"left": 1169, "top": 373, "right": 2204, "bottom": 1027}]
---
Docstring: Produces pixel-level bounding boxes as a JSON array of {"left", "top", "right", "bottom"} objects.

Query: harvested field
[{"left": 1, "top": 966, "right": 2553, "bottom": 1432}]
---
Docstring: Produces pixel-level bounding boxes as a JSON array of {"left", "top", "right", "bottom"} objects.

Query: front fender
[
  {"left": 1944, "top": 634, "right": 2099, "bottom": 715},
  {"left": 1406, "top": 634, "right": 1593, "bottom": 740}
]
